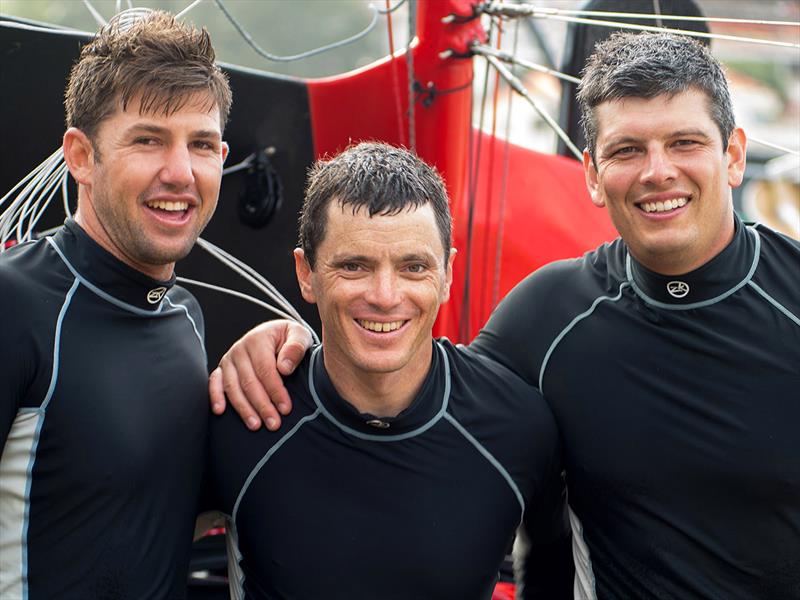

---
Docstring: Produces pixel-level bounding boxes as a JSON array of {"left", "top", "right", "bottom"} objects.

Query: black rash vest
[
  {"left": 208, "top": 338, "right": 572, "bottom": 599},
  {"left": 0, "top": 219, "right": 209, "bottom": 599},
  {"left": 472, "top": 216, "right": 800, "bottom": 600}
]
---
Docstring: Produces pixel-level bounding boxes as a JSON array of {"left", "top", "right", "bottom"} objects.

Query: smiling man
[
  {"left": 212, "top": 33, "right": 800, "bottom": 599},
  {"left": 207, "top": 143, "right": 572, "bottom": 599},
  {"left": 0, "top": 11, "right": 230, "bottom": 597}
]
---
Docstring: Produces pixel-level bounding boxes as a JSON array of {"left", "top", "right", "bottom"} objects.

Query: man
[
  {"left": 207, "top": 142, "right": 571, "bottom": 598},
  {"left": 212, "top": 33, "right": 800, "bottom": 599},
  {"left": 0, "top": 12, "right": 230, "bottom": 597}
]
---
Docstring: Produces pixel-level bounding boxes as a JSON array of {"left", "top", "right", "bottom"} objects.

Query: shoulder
[
  {"left": 469, "top": 240, "right": 625, "bottom": 385},
  {"left": 749, "top": 223, "right": 800, "bottom": 318},
  {"left": 439, "top": 339, "right": 557, "bottom": 445},
  {"left": 208, "top": 353, "right": 319, "bottom": 503},
  {"left": 166, "top": 284, "right": 203, "bottom": 317},
  {"left": 438, "top": 339, "right": 561, "bottom": 499},
  {"left": 0, "top": 237, "right": 74, "bottom": 323}
]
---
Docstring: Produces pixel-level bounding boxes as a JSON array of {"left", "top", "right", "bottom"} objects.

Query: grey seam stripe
[
  {"left": 539, "top": 282, "right": 629, "bottom": 393},
  {"left": 22, "top": 277, "right": 79, "bottom": 597},
  {"left": 163, "top": 296, "right": 206, "bottom": 357},
  {"left": 308, "top": 342, "right": 451, "bottom": 442},
  {"left": 443, "top": 412, "right": 525, "bottom": 517},
  {"left": 231, "top": 408, "right": 321, "bottom": 523},
  {"left": 46, "top": 237, "right": 182, "bottom": 317},
  {"left": 625, "top": 226, "right": 761, "bottom": 311},
  {"left": 747, "top": 280, "right": 800, "bottom": 326}
]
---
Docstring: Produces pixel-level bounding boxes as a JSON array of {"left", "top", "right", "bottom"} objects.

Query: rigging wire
[
  {"left": 480, "top": 19, "right": 505, "bottom": 321},
  {"left": 176, "top": 0, "right": 205, "bottom": 20},
  {"left": 176, "top": 277, "right": 304, "bottom": 323},
  {"left": 479, "top": 3, "right": 800, "bottom": 28},
  {"left": 492, "top": 19, "right": 520, "bottom": 311},
  {"left": 82, "top": 0, "right": 107, "bottom": 27},
  {"left": 479, "top": 3, "right": 800, "bottom": 50},
  {"left": 483, "top": 54, "right": 582, "bottom": 160},
  {"left": 460, "top": 16, "right": 498, "bottom": 342},
  {"left": 471, "top": 45, "right": 581, "bottom": 84},
  {"left": 406, "top": 0, "right": 417, "bottom": 152},
  {"left": 748, "top": 136, "right": 800, "bottom": 157},
  {"left": 385, "top": 0, "right": 407, "bottom": 146},
  {"left": 212, "top": 0, "right": 407, "bottom": 64}
]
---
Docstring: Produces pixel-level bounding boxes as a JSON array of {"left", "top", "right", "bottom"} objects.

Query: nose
[
  {"left": 640, "top": 146, "right": 678, "bottom": 186},
  {"left": 159, "top": 144, "right": 195, "bottom": 188},
  {"left": 364, "top": 268, "right": 401, "bottom": 310}
]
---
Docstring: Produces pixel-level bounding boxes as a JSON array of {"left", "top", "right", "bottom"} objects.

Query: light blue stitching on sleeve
[
  {"left": 232, "top": 408, "right": 321, "bottom": 523},
  {"left": 538, "top": 282, "right": 629, "bottom": 393},
  {"left": 163, "top": 296, "right": 205, "bottom": 353},
  {"left": 443, "top": 412, "right": 525, "bottom": 517},
  {"left": 22, "top": 277, "right": 80, "bottom": 597},
  {"left": 747, "top": 280, "right": 800, "bottom": 327}
]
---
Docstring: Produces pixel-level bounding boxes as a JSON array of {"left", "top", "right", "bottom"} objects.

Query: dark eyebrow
[
  {"left": 670, "top": 129, "right": 712, "bottom": 139},
  {"left": 399, "top": 253, "right": 436, "bottom": 263},
  {"left": 125, "top": 123, "right": 221, "bottom": 140},
  {"left": 599, "top": 136, "right": 641, "bottom": 155}
]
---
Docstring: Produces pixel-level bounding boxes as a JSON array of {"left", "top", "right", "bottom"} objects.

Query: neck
[
  {"left": 322, "top": 344, "right": 433, "bottom": 418},
  {"left": 74, "top": 205, "right": 174, "bottom": 281},
  {"left": 633, "top": 211, "right": 736, "bottom": 276}
]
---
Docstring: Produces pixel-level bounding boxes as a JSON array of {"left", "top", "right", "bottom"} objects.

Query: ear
[
  {"left": 220, "top": 141, "right": 230, "bottom": 164},
  {"left": 583, "top": 149, "right": 605, "bottom": 208},
  {"left": 440, "top": 247, "right": 457, "bottom": 303},
  {"left": 62, "top": 127, "right": 96, "bottom": 186},
  {"left": 726, "top": 128, "right": 747, "bottom": 189},
  {"left": 294, "top": 248, "right": 316, "bottom": 304}
]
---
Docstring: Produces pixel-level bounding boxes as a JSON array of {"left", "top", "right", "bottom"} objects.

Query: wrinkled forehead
[
  {"left": 594, "top": 89, "right": 716, "bottom": 135},
  {"left": 323, "top": 201, "right": 445, "bottom": 257}
]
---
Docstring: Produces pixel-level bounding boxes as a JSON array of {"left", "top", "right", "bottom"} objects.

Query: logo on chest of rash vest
[
  {"left": 666, "top": 281, "right": 690, "bottom": 299},
  {"left": 147, "top": 287, "right": 167, "bottom": 304}
]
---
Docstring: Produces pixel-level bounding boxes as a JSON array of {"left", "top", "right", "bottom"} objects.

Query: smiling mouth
[
  {"left": 145, "top": 200, "right": 189, "bottom": 212},
  {"left": 356, "top": 319, "right": 407, "bottom": 333},
  {"left": 639, "top": 197, "right": 689, "bottom": 213}
]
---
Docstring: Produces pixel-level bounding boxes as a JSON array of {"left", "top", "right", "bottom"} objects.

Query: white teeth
[
  {"left": 357, "top": 319, "right": 404, "bottom": 333},
  {"left": 641, "top": 197, "right": 688, "bottom": 213},
  {"left": 146, "top": 200, "right": 189, "bottom": 211}
]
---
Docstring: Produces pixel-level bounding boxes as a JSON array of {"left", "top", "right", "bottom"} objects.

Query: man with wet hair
[
  {"left": 207, "top": 142, "right": 572, "bottom": 598},
  {"left": 0, "top": 11, "right": 230, "bottom": 597},
  {"left": 213, "top": 32, "right": 799, "bottom": 599}
]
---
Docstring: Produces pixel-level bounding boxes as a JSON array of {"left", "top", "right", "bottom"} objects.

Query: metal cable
[{"left": 212, "top": 0, "right": 406, "bottom": 63}]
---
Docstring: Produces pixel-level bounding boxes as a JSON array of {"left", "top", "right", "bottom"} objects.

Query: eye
[
  {"left": 192, "top": 140, "right": 216, "bottom": 151},
  {"left": 341, "top": 262, "right": 361, "bottom": 272},
  {"left": 133, "top": 136, "right": 159, "bottom": 146},
  {"left": 613, "top": 146, "right": 638, "bottom": 156},
  {"left": 674, "top": 139, "right": 699, "bottom": 148},
  {"left": 405, "top": 263, "right": 427, "bottom": 274}
]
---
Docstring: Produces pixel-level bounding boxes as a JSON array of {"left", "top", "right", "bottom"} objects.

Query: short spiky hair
[
  {"left": 578, "top": 32, "right": 735, "bottom": 159},
  {"left": 299, "top": 142, "right": 452, "bottom": 268},
  {"left": 64, "top": 10, "right": 232, "bottom": 139}
]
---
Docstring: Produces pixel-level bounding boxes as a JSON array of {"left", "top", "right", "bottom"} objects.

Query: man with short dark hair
[
  {"left": 207, "top": 142, "right": 572, "bottom": 599},
  {"left": 213, "top": 32, "right": 800, "bottom": 599},
  {"left": 0, "top": 11, "right": 230, "bottom": 597}
]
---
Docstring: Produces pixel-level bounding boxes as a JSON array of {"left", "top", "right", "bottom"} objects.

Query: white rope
[
  {"left": 176, "top": 0, "right": 205, "bottom": 20},
  {"left": 534, "top": 14, "right": 800, "bottom": 50},
  {"left": 483, "top": 54, "right": 582, "bottom": 159},
  {"left": 748, "top": 136, "right": 800, "bottom": 157},
  {"left": 530, "top": 6, "right": 799, "bottom": 28},
  {"left": 176, "top": 277, "right": 301, "bottom": 322},
  {"left": 81, "top": 0, "right": 107, "bottom": 27},
  {"left": 471, "top": 45, "right": 581, "bottom": 84},
  {"left": 480, "top": 2, "right": 800, "bottom": 49}
]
